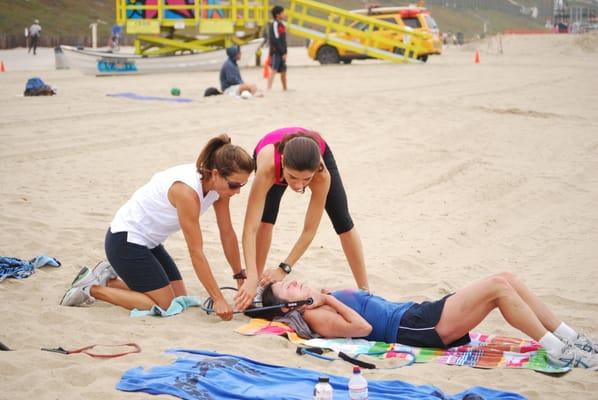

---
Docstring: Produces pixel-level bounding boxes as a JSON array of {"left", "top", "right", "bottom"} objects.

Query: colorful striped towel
[{"left": 235, "top": 318, "right": 570, "bottom": 374}]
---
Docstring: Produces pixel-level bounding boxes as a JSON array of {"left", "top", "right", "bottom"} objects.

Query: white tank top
[{"left": 110, "top": 164, "right": 219, "bottom": 248}]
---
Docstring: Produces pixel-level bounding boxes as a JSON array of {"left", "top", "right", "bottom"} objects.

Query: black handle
[{"left": 243, "top": 297, "right": 314, "bottom": 315}]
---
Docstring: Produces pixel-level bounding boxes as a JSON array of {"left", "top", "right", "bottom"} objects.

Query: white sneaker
[
  {"left": 573, "top": 333, "right": 598, "bottom": 354},
  {"left": 92, "top": 261, "right": 117, "bottom": 287},
  {"left": 547, "top": 342, "right": 598, "bottom": 370},
  {"left": 69, "top": 266, "right": 99, "bottom": 289},
  {"left": 60, "top": 286, "right": 95, "bottom": 306}
]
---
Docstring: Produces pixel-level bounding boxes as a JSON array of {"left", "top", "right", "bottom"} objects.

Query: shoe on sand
[
  {"left": 69, "top": 266, "right": 99, "bottom": 289},
  {"left": 547, "top": 342, "right": 598, "bottom": 370},
  {"left": 92, "top": 261, "right": 117, "bottom": 287},
  {"left": 60, "top": 286, "right": 95, "bottom": 307},
  {"left": 574, "top": 333, "right": 598, "bottom": 354}
]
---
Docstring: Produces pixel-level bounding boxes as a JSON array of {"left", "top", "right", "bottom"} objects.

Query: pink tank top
[{"left": 254, "top": 127, "right": 327, "bottom": 184}]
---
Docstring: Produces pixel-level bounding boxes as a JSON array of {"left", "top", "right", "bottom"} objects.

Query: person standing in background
[
  {"left": 267, "top": 6, "right": 287, "bottom": 91},
  {"left": 28, "top": 19, "right": 42, "bottom": 55}
]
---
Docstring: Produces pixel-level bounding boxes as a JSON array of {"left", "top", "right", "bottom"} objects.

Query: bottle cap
[
  {"left": 352, "top": 366, "right": 361, "bottom": 373},
  {"left": 318, "top": 376, "right": 329, "bottom": 383}
]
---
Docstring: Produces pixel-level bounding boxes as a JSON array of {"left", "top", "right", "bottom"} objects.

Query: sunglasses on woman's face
[{"left": 225, "top": 177, "right": 247, "bottom": 190}]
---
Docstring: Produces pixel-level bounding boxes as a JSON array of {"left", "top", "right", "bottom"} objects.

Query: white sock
[
  {"left": 539, "top": 332, "right": 566, "bottom": 356},
  {"left": 553, "top": 322, "right": 578, "bottom": 342}
]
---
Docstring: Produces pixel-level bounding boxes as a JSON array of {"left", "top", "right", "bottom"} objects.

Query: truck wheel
[
  {"left": 417, "top": 54, "right": 429, "bottom": 62},
  {"left": 317, "top": 45, "right": 340, "bottom": 64}
]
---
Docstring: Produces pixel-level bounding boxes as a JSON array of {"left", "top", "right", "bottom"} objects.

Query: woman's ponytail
[{"left": 196, "top": 134, "right": 254, "bottom": 180}]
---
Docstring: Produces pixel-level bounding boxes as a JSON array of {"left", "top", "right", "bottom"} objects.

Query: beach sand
[{"left": 1, "top": 34, "right": 598, "bottom": 399}]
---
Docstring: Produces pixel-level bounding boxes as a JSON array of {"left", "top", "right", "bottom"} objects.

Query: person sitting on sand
[
  {"left": 234, "top": 127, "right": 369, "bottom": 311},
  {"left": 60, "top": 135, "right": 253, "bottom": 321},
  {"left": 256, "top": 271, "right": 598, "bottom": 370},
  {"left": 219, "top": 45, "right": 257, "bottom": 98}
]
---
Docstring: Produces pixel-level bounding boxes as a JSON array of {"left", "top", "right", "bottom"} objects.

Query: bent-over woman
[{"left": 236, "top": 127, "right": 368, "bottom": 310}]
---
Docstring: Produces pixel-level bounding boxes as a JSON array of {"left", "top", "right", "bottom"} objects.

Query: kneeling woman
[
  {"left": 260, "top": 272, "right": 598, "bottom": 369},
  {"left": 61, "top": 135, "right": 253, "bottom": 320}
]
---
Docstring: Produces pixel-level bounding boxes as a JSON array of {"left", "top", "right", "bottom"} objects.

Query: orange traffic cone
[
  {"left": 474, "top": 50, "right": 480, "bottom": 64},
  {"left": 0, "top": 61, "right": 5, "bottom": 72},
  {"left": 262, "top": 55, "right": 271, "bottom": 79}
]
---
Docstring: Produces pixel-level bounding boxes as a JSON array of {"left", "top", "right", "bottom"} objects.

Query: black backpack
[{"left": 203, "top": 87, "right": 222, "bottom": 97}]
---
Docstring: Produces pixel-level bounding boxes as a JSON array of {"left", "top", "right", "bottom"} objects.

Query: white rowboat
[{"left": 59, "top": 40, "right": 260, "bottom": 76}]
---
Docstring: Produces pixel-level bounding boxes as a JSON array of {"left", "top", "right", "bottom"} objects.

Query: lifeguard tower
[{"left": 116, "top": 0, "right": 270, "bottom": 56}]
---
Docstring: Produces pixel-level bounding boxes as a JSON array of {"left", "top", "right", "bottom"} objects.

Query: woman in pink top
[{"left": 235, "top": 127, "right": 369, "bottom": 310}]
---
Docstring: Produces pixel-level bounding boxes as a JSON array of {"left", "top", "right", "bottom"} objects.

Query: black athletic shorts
[
  {"left": 257, "top": 144, "right": 354, "bottom": 235},
  {"left": 104, "top": 229, "right": 182, "bottom": 293},
  {"left": 397, "top": 294, "right": 471, "bottom": 349},
  {"left": 271, "top": 53, "right": 287, "bottom": 73}
]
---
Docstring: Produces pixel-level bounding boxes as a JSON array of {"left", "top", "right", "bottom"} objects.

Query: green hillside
[{"left": 0, "top": 0, "right": 564, "bottom": 48}]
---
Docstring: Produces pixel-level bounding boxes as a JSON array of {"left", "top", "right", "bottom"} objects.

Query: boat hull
[{"left": 59, "top": 41, "right": 260, "bottom": 76}]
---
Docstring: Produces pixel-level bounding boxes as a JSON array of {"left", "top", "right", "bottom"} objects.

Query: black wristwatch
[
  {"left": 232, "top": 269, "right": 247, "bottom": 280},
  {"left": 278, "top": 262, "right": 292, "bottom": 274}
]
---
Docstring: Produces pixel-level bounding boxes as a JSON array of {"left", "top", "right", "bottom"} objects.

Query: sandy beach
[{"left": 1, "top": 34, "right": 598, "bottom": 399}]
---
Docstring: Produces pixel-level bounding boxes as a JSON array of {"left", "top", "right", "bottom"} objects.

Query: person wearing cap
[
  {"left": 219, "top": 45, "right": 257, "bottom": 97},
  {"left": 28, "top": 19, "right": 42, "bottom": 55}
]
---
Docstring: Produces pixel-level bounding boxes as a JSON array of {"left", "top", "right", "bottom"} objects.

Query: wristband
[
  {"left": 232, "top": 269, "right": 247, "bottom": 280},
  {"left": 278, "top": 262, "right": 292, "bottom": 274}
]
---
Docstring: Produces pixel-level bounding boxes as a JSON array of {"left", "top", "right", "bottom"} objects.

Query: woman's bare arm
[
  {"left": 213, "top": 196, "right": 243, "bottom": 282},
  {"left": 169, "top": 182, "right": 232, "bottom": 320},
  {"left": 237, "top": 149, "right": 275, "bottom": 310},
  {"left": 303, "top": 294, "right": 372, "bottom": 338},
  {"left": 283, "top": 168, "right": 330, "bottom": 267}
]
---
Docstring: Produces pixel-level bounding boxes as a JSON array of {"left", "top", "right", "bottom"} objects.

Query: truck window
[
  {"left": 424, "top": 15, "right": 438, "bottom": 30},
  {"left": 403, "top": 17, "right": 421, "bottom": 29}
]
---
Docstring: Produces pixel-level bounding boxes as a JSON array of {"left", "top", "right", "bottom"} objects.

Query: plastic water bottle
[
  {"left": 313, "top": 376, "right": 333, "bottom": 400},
  {"left": 348, "top": 366, "right": 368, "bottom": 400}
]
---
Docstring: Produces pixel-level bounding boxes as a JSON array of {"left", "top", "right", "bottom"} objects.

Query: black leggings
[
  {"left": 260, "top": 144, "right": 354, "bottom": 235},
  {"left": 105, "top": 229, "right": 182, "bottom": 293}
]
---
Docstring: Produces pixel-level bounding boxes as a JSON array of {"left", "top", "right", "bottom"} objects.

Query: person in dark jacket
[
  {"left": 267, "top": 5, "right": 287, "bottom": 91},
  {"left": 219, "top": 45, "right": 257, "bottom": 97}
]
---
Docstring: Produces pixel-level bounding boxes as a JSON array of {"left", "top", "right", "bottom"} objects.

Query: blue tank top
[{"left": 331, "top": 289, "right": 415, "bottom": 343}]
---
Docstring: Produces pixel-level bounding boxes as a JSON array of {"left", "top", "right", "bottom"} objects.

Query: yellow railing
[
  {"left": 116, "top": 0, "right": 269, "bottom": 33},
  {"left": 287, "top": 0, "right": 430, "bottom": 62}
]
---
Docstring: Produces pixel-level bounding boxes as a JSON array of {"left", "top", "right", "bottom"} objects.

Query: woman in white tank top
[{"left": 60, "top": 135, "right": 254, "bottom": 320}]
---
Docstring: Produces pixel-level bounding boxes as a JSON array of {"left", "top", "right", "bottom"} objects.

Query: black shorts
[
  {"left": 271, "top": 53, "right": 287, "bottom": 73},
  {"left": 104, "top": 229, "right": 182, "bottom": 293},
  {"left": 397, "top": 294, "right": 471, "bottom": 349},
  {"left": 257, "top": 144, "right": 354, "bottom": 235}
]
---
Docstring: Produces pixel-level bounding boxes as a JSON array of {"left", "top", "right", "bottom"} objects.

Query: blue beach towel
[
  {"left": 106, "top": 92, "right": 193, "bottom": 103},
  {"left": 118, "top": 349, "right": 526, "bottom": 400},
  {"left": 0, "top": 256, "right": 61, "bottom": 282},
  {"left": 130, "top": 296, "right": 200, "bottom": 317}
]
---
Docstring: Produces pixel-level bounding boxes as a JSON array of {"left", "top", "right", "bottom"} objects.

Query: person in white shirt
[
  {"left": 60, "top": 135, "right": 254, "bottom": 320},
  {"left": 28, "top": 19, "right": 42, "bottom": 55}
]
